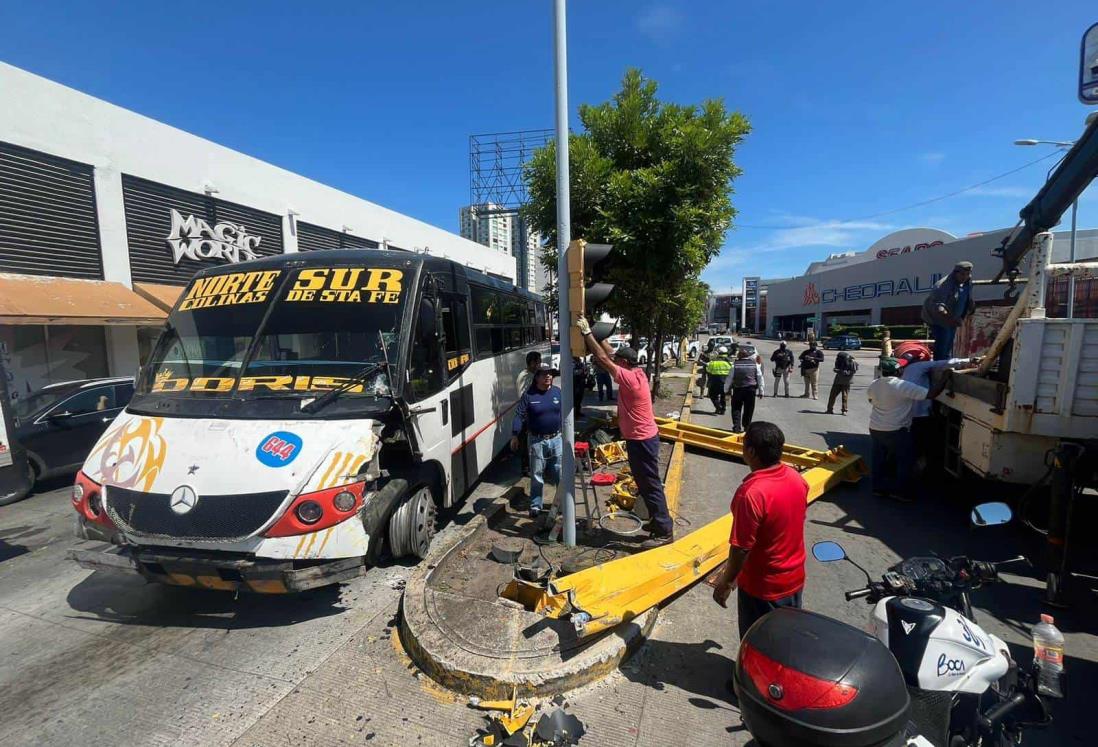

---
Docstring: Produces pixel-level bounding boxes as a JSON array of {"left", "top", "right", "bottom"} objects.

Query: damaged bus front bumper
[{"left": 68, "top": 542, "right": 367, "bottom": 593}]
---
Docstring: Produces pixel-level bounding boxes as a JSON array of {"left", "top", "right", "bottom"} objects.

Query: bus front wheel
[{"left": 388, "top": 485, "right": 436, "bottom": 560}]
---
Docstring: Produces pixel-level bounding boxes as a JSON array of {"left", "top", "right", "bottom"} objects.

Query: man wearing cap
[
  {"left": 577, "top": 318, "right": 674, "bottom": 545},
  {"left": 799, "top": 341, "right": 825, "bottom": 399},
  {"left": 515, "top": 351, "right": 543, "bottom": 477},
  {"left": 867, "top": 357, "right": 949, "bottom": 501},
  {"left": 922, "top": 261, "right": 975, "bottom": 360},
  {"left": 511, "top": 364, "right": 562, "bottom": 517}
]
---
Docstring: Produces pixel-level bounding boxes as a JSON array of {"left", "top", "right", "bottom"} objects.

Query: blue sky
[{"left": 3, "top": 1, "right": 1096, "bottom": 292}]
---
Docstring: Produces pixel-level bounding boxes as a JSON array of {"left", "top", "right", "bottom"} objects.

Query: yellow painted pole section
[
  {"left": 663, "top": 362, "right": 696, "bottom": 516},
  {"left": 540, "top": 448, "right": 866, "bottom": 637}
]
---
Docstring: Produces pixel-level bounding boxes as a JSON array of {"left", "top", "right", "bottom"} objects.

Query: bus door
[
  {"left": 438, "top": 290, "right": 474, "bottom": 498},
  {"left": 405, "top": 281, "right": 474, "bottom": 504}
]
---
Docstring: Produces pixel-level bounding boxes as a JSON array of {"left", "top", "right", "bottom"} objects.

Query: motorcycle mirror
[
  {"left": 812, "top": 541, "right": 847, "bottom": 563},
  {"left": 971, "top": 502, "right": 1013, "bottom": 527}
]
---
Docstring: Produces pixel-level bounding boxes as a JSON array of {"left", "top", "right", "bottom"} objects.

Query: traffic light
[{"left": 566, "top": 239, "right": 617, "bottom": 350}]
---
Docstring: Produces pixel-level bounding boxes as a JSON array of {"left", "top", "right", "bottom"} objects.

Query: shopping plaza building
[
  {"left": 762, "top": 227, "right": 1098, "bottom": 337},
  {"left": 0, "top": 63, "right": 514, "bottom": 402}
]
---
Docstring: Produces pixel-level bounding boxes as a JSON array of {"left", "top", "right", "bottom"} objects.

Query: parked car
[
  {"left": 823, "top": 334, "right": 862, "bottom": 350},
  {"left": 738, "top": 342, "right": 758, "bottom": 358},
  {"left": 706, "top": 335, "right": 736, "bottom": 353},
  {"left": 12, "top": 377, "right": 134, "bottom": 493},
  {"left": 636, "top": 339, "right": 676, "bottom": 365}
]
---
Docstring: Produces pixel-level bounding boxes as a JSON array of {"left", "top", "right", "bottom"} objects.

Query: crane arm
[{"left": 996, "top": 115, "right": 1098, "bottom": 280}]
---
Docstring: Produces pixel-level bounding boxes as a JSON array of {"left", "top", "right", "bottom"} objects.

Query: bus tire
[
  {"left": 388, "top": 484, "right": 436, "bottom": 560},
  {"left": 362, "top": 478, "right": 408, "bottom": 566}
]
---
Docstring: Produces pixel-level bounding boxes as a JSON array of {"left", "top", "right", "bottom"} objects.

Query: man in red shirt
[
  {"left": 712, "top": 421, "right": 808, "bottom": 638},
  {"left": 578, "top": 318, "right": 673, "bottom": 545}
]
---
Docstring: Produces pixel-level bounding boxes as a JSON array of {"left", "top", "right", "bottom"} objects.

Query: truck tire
[{"left": 388, "top": 484, "right": 436, "bottom": 560}]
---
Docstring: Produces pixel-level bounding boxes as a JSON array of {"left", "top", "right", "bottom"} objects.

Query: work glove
[{"left": 576, "top": 317, "right": 591, "bottom": 336}]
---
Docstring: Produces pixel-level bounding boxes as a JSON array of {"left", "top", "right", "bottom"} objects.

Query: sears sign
[{"left": 867, "top": 228, "right": 955, "bottom": 261}]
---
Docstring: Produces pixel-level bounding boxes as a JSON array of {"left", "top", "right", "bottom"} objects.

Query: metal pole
[
  {"left": 553, "top": 0, "right": 576, "bottom": 547},
  {"left": 1068, "top": 198, "right": 1078, "bottom": 318}
]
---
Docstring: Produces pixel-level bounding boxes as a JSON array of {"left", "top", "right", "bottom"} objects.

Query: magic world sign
[{"left": 803, "top": 272, "right": 943, "bottom": 306}]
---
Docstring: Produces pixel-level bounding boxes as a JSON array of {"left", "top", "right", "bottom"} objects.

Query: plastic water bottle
[{"left": 1032, "top": 613, "right": 1065, "bottom": 697}]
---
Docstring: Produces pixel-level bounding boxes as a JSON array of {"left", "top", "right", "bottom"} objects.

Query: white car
[{"left": 636, "top": 339, "right": 676, "bottom": 365}]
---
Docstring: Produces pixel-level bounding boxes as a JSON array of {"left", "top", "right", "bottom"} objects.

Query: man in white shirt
[
  {"left": 867, "top": 357, "right": 947, "bottom": 502},
  {"left": 900, "top": 355, "right": 979, "bottom": 478}
]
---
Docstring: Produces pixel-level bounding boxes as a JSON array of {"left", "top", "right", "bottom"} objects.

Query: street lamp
[
  {"left": 1013, "top": 138, "right": 1074, "bottom": 147},
  {"left": 1014, "top": 137, "right": 1078, "bottom": 316}
]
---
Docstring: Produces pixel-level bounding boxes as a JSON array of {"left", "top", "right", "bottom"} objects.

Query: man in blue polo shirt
[{"left": 511, "top": 364, "right": 562, "bottom": 517}]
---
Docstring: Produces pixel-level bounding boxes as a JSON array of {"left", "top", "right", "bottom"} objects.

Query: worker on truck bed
[
  {"left": 577, "top": 318, "right": 675, "bottom": 547},
  {"left": 921, "top": 260, "right": 975, "bottom": 360}
]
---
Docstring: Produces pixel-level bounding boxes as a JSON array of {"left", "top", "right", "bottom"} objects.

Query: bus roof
[{"left": 188, "top": 249, "right": 540, "bottom": 302}]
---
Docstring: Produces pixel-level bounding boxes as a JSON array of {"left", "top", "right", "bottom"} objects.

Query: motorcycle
[{"left": 811, "top": 502, "right": 1054, "bottom": 746}]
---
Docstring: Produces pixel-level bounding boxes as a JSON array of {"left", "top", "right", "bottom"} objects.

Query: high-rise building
[
  {"left": 460, "top": 203, "right": 547, "bottom": 295},
  {"left": 515, "top": 226, "right": 549, "bottom": 295},
  {"left": 458, "top": 203, "right": 513, "bottom": 256}
]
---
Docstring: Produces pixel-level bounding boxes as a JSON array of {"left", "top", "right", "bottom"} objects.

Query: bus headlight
[
  {"left": 295, "top": 500, "right": 323, "bottom": 524},
  {"left": 333, "top": 490, "right": 356, "bottom": 512}
]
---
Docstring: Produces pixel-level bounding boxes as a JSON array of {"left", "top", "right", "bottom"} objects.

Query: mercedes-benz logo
[{"left": 169, "top": 485, "right": 199, "bottom": 515}]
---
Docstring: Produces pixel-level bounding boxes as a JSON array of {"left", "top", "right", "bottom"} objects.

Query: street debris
[
  {"left": 468, "top": 689, "right": 585, "bottom": 747},
  {"left": 534, "top": 708, "right": 586, "bottom": 745},
  {"left": 490, "top": 540, "right": 525, "bottom": 565}
]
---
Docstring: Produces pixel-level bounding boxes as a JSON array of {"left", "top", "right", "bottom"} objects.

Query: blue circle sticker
[{"left": 256, "top": 431, "right": 303, "bottom": 468}]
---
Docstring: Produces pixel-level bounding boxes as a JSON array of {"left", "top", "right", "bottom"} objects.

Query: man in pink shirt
[{"left": 578, "top": 318, "right": 673, "bottom": 545}]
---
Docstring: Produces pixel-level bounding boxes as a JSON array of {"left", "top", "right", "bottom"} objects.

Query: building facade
[
  {"left": 0, "top": 63, "right": 515, "bottom": 404},
  {"left": 763, "top": 227, "right": 1098, "bottom": 337}
]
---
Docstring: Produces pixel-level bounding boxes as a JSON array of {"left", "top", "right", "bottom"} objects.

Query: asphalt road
[
  {"left": 678, "top": 337, "right": 1097, "bottom": 746},
  {"left": 0, "top": 341, "right": 1093, "bottom": 746}
]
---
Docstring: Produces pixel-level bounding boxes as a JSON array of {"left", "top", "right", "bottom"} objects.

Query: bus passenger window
[
  {"left": 408, "top": 299, "right": 443, "bottom": 399},
  {"left": 440, "top": 296, "right": 472, "bottom": 379}
]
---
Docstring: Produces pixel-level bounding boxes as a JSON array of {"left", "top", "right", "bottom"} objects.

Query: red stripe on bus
[{"left": 451, "top": 399, "right": 520, "bottom": 455}]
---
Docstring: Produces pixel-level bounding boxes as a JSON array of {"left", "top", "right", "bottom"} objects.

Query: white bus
[{"left": 71, "top": 250, "right": 548, "bottom": 592}]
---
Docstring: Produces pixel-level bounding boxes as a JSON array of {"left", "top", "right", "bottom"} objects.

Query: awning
[
  {"left": 0, "top": 272, "right": 167, "bottom": 326},
  {"left": 134, "top": 282, "right": 184, "bottom": 313}
]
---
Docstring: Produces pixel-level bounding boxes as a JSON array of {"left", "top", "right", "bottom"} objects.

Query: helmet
[{"left": 717, "top": 346, "right": 729, "bottom": 355}]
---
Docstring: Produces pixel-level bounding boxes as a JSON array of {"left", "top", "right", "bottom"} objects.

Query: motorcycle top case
[{"left": 734, "top": 608, "right": 911, "bottom": 747}]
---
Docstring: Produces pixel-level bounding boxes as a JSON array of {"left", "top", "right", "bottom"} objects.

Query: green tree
[{"left": 523, "top": 68, "right": 749, "bottom": 394}]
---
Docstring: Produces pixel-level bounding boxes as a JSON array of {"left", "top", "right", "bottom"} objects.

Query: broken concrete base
[{"left": 400, "top": 502, "right": 658, "bottom": 699}]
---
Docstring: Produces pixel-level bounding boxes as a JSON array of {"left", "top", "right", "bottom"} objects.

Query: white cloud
[
  {"left": 732, "top": 216, "right": 894, "bottom": 255},
  {"left": 919, "top": 152, "right": 946, "bottom": 165},
  {"left": 636, "top": 5, "right": 684, "bottom": 42},
  {"left": 961, "top": 185, "right": 1033, "bottom": 199},
  {"left": 702, "top": 216, "right": 895, "bottom": 289}
]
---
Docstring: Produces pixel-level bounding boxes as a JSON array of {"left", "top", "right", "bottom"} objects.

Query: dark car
[
  {"left": 12, "top": 377, "right": 134, "bottom": 493},
  {"left": 823, "top": 334, "right": 862, "bottom": 350}
]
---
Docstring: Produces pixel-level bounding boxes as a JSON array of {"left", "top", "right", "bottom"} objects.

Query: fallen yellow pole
[
  {"left": 506, "top": 424, "right": 867, "bottom": 637},
  {"left": 654, "top": 416, "right": 849, "bottom": 469}
]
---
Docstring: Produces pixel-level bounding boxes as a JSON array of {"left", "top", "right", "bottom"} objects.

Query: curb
[{"left": 400, "top": 501, "right": 659, "bottom": 699}]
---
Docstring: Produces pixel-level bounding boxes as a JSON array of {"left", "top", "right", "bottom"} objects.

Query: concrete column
[
  {"left": 93, "top": 167, "right": 133, "bottom": 286},
  {"left": 283, "top": 214, "right": 299, "bottom": 253},
  {"left": 870, "top": 306, "right": 882, "bottom": 324},
  {"left": 106, "top": 327, "right": 141, "bottom": 378}
]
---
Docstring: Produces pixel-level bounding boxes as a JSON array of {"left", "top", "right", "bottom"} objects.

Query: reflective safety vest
[{"left": 706, "top": 357, "right": 731, "bottom": 377}]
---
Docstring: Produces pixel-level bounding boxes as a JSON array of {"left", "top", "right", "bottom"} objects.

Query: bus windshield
[{"left": 140, "top": 265, "right": 408, "bottom": 403}]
